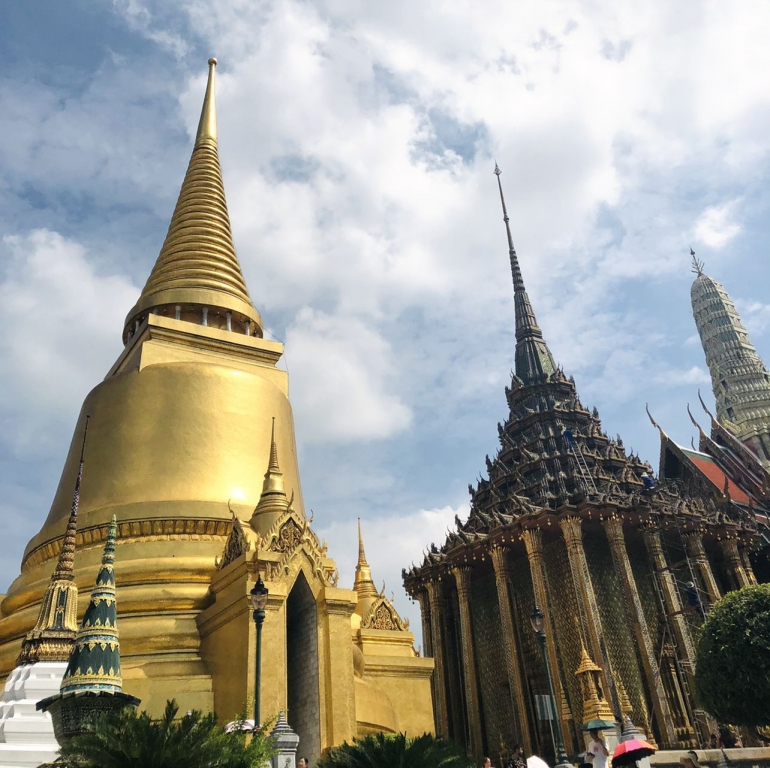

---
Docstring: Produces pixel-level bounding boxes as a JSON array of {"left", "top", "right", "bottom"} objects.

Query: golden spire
[
  {"left": 123, "top": 58, "right": 262, "bottom": 342},
  {"left": 250, "top": 418, "right": 290, "bottom": 529},
  {"left": 18, "top": 417, "right": 90, "bottom": 665},
  {"left": 575, "top": 642, "right": 615, "bottom": 727},
  {"left": 354, "top": 518, "right": 379, "bottom": 601}
]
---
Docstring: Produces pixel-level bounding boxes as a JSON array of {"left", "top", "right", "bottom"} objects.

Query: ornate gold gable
[
  {"left": 217, "top": 505, "right": 338, "bottom": 587},
  {"left": 361, "top": 595, "right": 409, "bottom": 632}
]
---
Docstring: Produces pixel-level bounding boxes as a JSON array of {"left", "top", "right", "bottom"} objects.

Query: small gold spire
[
  {"left": 250, "top": 419, "right": 290, "bottom": 529},
  {"left": 17, "top": 417, "right": 90, "bottom": 665},
  {"left": 575, "top": 642, "right": 615, "bottom": 726},
  {"left": 354, "top": 518, "right": 379, "bottom": 602},
  {"left": 123, "top": 58, "right": 262, "bottom": 342}
]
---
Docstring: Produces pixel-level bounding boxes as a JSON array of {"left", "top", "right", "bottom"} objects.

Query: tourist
[
  {"left": 587, "top": 729, "right": 609, "bottom": 768},
  {"left": 718, "top": 725, "right": 737, "bottom": 749},
  {"left": 504, "top": 744, "right": 527, "bottom": 768},
  {"left": 298, "top": 758, "right": 309, "bottom": 768},
  {"left": 483, "top": 758, "right": 492, "bottom": 768},
  {"left": 679, "top": 750, "right": 702, "bottom": 768}
]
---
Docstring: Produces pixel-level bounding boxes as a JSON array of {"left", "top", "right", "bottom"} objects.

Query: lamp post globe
[
  {"left": 250, "top": 575, "right": 268, "bottom": 731},
  {"left": 530, "top": 606, "right": 571, "bottom": 768}
]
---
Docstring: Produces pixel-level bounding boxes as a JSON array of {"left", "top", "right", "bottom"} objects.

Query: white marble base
[{"left": 0, "top": 662, "right": 66, "bottom": 768}]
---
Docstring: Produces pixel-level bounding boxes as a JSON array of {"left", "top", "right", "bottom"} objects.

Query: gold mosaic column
[
  {"left": 416, "top": 588, "right": 433, "bottom": 657},
  {"left": 558, "top": 516, "right": 612, "bottom": 705},
  {"left": 740, "top": 545, "right": 757, "bottom": 585},
  {"left": 719, "top": 535, "right": 751, "bottom": 589},
  {"left": 683, "top": 531, "right": 721, "bottom": 605},
  {"left": 522, "top": 527, "right": 573, "bottom": 751},
  {"left": 453, "top": 566, "right": 484, "bottom": 759},
  {"left": 603, "top": 516, "right": 677, "bottom": 747},
  {"left": 641, "top": 528, "right": 696, "bottom": 670},
  {"left": 425, "top": 578, "right": 450, "bottom": 737},
  {"left": 490, "top": 545, "right": 532, "bottom": 754}
]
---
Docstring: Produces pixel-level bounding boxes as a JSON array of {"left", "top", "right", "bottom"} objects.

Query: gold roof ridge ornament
[
  {"left": 18, "top": 417, "right": 90, "bottom": 665},
  {"left": 123, "top": 58, "right": 262, "bottom": 343}
]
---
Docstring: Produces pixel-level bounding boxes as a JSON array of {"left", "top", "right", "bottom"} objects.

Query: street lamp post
[
  {"left": 250, "top": 575, "right": 269, "bottom": 731},
  {"left": 530, "top": 606, "right": 572, "bottom": 768}
]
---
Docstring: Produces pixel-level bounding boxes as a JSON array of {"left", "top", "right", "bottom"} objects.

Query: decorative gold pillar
[
  {"left": 416, "top": 588, "right": 433, "bottom": 657},
  {"left": 740, "top": 545, "right": 757, "bottom": 585},
  {"left": 453, "top": 566, "right": 484, "bottom": 759},
  {"left": 521, "top": 527, "right": 573, "bottom": 752},
  {"left": 490, "top": 545, "right": 533, "bottom": 754},
  {"left": 642, "top": 527, "right": 701, "bottom": 744},
  {"left": 719, "top": 535, "right": 751, "bottom": 589},
  {"left": 425, "top": 578, "right": 450, "bottom": 737},
  {"left": 558, "top": 516, "right": 612, "bottom": 707},
  {"left": 660, "top": 646, "right": 697, "bottom": 748},
  {"left": 642, "top": 528, "right": 697, "bottom": 667},
  {"left": 683, "top": 531, "right": 721, "bottom": 605},
  {"left": 603, "top": 516, "right": 677, "bottom": 747}
]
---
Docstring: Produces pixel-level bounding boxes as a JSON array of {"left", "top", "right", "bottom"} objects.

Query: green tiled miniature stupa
[
  {"left": 60, "top": 516, "right": 121, "bottom": 694},
  {"left": 38, "top": 515, "right": 139, "bottom": 742}
]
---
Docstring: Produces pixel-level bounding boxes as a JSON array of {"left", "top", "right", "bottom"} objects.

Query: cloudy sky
[{"left": 2, "top": 0, "right": 770, "bottom": 640}]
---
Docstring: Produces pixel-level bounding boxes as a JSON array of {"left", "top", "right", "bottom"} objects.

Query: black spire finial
[
  {"left": 691, "top": 247, "right": 705, "bottom": 275},
  {"left": 493, "top": 164, "right": 556, "bottom": 384}
]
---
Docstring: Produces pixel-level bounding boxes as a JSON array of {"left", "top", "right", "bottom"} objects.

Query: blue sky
[{"left": 2, "top": 1, "right": 770, "bottom": 639}]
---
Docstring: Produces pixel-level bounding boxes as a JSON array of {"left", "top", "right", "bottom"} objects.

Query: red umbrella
[{"left": 612, "top": 739, "right": 656, "bottom": 766}]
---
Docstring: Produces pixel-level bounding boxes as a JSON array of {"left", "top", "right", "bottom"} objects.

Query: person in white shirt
[{"left": 587, "top": 729, "right": 609, "bottom": 768}]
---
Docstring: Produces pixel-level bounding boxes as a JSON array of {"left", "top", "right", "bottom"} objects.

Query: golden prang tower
[{"left": 0, "top": 60, "right": 433, "bottom": 760}]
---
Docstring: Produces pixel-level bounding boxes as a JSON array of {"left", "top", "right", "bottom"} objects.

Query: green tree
[
  {"left": 695, "top": 583, "right": 770, "bottom": 727},
  {"left": 317, "top": 731, "right": 473, "bottom": 768},
  {"left": 57, "top": 699, "right": 275, "bottom": 768}
]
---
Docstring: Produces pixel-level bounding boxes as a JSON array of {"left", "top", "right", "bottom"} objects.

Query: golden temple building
[
  {"left": 0, "top": 59, "right": 433, "bottom": 765},
  {"left": 403, "top": 167, "right": 769, "bottom": 763}
]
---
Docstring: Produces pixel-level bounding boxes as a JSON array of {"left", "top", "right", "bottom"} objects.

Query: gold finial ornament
[
  {"left": 250, "top": 418, "right": 291, "bottom": 532},
  {"left": 123, "top": 58, "right": 262, "bottom": 342},
  {"left": 575, "top": 644, "right": 615, "bottom": 726},
  {"left": 196, "top": 58, "right": 218, "bottom": 145},
  {"left": 354, "top": 519, "right": 379, "bottom": 601}
]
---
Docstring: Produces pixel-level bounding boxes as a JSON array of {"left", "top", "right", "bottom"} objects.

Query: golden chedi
[{"left": 0, "top": 59, "right": 433, "bottom": 762}]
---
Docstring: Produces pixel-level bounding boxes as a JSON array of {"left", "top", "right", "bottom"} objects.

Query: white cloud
[
  {"left": 5, "top": 0, "right": 770, "bottom": 599},
  {"left": 316, "top": 503, "right": 464, "bottom": 644},
  {"left": 285, "top": 309, "right": 412, "bottom": 444},
  {"left": 694, "top": 200, "right": 742, "bottom": 249},
  {"left": 654, "top": 366, "right": 711, "bottom": 387},
  {"left": 0, "top": 230, "right": 137, "bottom": 455},
  {"left": 738, "top": 299, "right": 770, "bottom": 337}
]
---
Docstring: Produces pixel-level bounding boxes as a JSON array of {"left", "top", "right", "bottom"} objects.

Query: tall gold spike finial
[
  {"left": 357, "top": 517, "right": 368, "bottom": 566},
  {"left": 268, "top": 417, "right": 280, "bottom": 473},
  {"left": 196, "top": 58, "right": 218, "bottom": 146}
]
